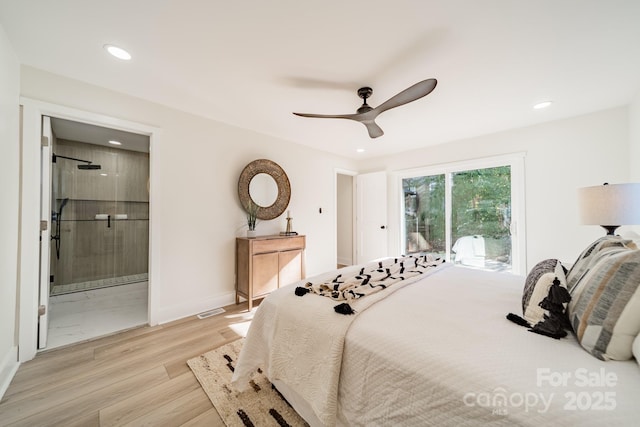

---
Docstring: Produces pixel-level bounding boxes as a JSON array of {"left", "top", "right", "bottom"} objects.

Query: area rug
[{"left": 187, "top": 339, "right": 308, "bottom": 427}]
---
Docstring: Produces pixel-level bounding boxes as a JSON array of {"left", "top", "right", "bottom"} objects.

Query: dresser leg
[{"left": 248, "top": 298, "right": 253, "bottom": 311}]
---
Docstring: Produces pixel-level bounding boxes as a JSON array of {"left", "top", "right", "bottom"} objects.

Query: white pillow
[{"left": 634, "top": 334, "right": 640, "bottom": 367}]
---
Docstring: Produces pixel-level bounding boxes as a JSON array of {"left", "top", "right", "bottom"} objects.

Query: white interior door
[
  {"left": 356, "top": 171, "right": 388, "bottom": 263},
  {"left": 38, "top": 116, "right": 53, "bottom": 349}
]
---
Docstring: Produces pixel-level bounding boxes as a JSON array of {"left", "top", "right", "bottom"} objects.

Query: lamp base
[{"left": 601, "top": 225, "right": 620, "bottom": 236}]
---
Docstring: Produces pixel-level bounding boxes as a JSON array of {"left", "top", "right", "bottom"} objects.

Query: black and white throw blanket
[{"left": 296, "top": 255, "right": 446, "bottom": 314}]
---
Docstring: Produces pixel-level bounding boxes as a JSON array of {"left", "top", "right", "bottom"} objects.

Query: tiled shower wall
[{"left": 51, "top": 139, "right": 149, "bottom": 287}]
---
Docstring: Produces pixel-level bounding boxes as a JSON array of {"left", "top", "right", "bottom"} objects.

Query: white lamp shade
[{"left": 578, "top": 183, "right": 640, "bottom": 226}]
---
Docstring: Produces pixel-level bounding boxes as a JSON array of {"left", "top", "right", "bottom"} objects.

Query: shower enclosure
[{"left": 49, "top": 138, "right": 149, "bottom": 296}]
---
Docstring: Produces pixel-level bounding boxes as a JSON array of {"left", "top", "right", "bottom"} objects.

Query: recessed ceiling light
[
  {"left": 100, "top": 173, "right": 108, "bottom": 177},
  {"left": 356, "top": 148, "right": 365, "bottom": 153},
  {"left": 533, "top": 101, "right": 553, "bottom": 110},
  {"left": 104, "top": 44, "right": 131, "bottom": 60},
  {"left": 108, "top": 140, "right": 122, "bottom": 146}
]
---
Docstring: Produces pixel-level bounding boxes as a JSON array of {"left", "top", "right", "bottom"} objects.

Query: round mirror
[
  {"left": 249, "top": 173, "right": 278, "bottom": 207},
  {"left": 238, "top": 159, "right": 291, "bottom": 220}
]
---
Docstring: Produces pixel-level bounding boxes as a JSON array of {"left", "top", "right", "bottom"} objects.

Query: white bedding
[
  {"left": 234, "top": 263, "right": 640, "bottom": 426},
  {"left": 232, "top": 259, "right": 446, "bottom": 426}
]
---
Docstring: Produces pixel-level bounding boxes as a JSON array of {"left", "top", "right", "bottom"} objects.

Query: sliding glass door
[{"left": 400, "top": 155, "right": 525, "bottom": 274}]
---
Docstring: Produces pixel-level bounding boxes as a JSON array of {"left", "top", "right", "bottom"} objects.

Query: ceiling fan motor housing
[
  {"left": 357, "top": 87, "right": 373, "bottom": 113},
  {"left": 357, "top": 87, "right": 373, "bottom": 99}
]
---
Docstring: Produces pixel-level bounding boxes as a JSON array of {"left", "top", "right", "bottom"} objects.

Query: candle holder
[{"left": 280, "top": 212, "right": 298, "bottom": 236}]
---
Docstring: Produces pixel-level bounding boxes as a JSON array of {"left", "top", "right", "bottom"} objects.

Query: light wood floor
[{"left": 0, "top": 302, "right": 256, "bottom": 426}]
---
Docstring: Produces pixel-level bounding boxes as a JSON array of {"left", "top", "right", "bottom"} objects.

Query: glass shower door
[{"left": 50, "top": 139, "right": 149, "bottom": 295}]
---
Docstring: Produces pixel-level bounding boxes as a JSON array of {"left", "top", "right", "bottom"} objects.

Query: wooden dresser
[{"left": 235, "top": 234, "right": 306, "bottom": 310}]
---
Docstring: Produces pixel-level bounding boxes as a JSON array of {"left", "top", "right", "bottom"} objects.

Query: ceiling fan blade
[
  {"left": 363, "top": 121, "right": 384, "bottom": 138},
  {"left": 374, "top": 78, "right": 437, "bottom": 114},
  {"left": 293, "top": 112, "right": 361, "bottom": 120}
]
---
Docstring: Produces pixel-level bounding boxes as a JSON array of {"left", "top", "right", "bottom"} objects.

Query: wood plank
[
  {"left": 164, "top": 335, "right": 240, "bottom": 379},
  {"left": 4, "top": 321, "right": 238, "bottom": 406},
  {"left": 179, "top": 408, "right": 225, "bottom": 427},
  {"left": 0, "top": 302, "right": 255, "bottom": 426},
  {"left": 93, "top": 310, "right": 243, "bottom": 360},
  {"left": 5, "top": 324, "right": 159, "bottom": 398},
  {"left": 3, "top": 366, "right": 168, "bottom": 426},
  {"left": 120, "top": 388, "right": 213, "bottom": 427},
  {"left": 99, "top": 371, "right": 201, "bottom": 427}
]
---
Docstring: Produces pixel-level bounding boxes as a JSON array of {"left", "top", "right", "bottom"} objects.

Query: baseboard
[
  {"left": 0, "top": 346, "right": 19, "bottom": 400},
  {"left": 157, "top": 292, "right": 236, "bottom": 325}
]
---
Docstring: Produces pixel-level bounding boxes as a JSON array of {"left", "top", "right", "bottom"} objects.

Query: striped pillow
[
  {"left": 568, "top": 248, "right": 640, "bottom": 360},
  {"left": 566, "top": 236, "right": 637, "bottom": 291}
]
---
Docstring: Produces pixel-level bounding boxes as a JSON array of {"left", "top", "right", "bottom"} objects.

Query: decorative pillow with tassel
[{"left": 507, "top": 258, "right": 571, "bottom": 339}]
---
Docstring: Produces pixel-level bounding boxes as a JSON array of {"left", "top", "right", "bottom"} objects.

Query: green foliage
[
  {"left": 451, "top": 166, "right": 511, "bottom": 241},
  {"left": 403, "top": 174, "right": 445, "bottom": 252},
  {"left": 403, "top": 166, "right": 511, "bottom": 255},
  {"left": 245, "top": 201, "right": 259, "bottom": 231}
]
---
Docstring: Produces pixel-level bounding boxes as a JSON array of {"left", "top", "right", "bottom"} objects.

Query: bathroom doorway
[{"left": 46, "top": 117, "right": 150, "bottom": 348}]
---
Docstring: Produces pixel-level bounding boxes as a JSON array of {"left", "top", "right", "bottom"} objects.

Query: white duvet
[
  {"left": 233, "top": 263, "right": 640, "bottom": 426},
  {"left": 231, "top": 259, "right": 446, "bottom": 426}
]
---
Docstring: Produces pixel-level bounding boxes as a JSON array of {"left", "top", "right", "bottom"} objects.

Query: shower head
[
  {"left": 77, "top": 164, "right": 101, "bottom": 170},
  {"left": 53, "top": 153, "right": 101, "bottom": 170}
]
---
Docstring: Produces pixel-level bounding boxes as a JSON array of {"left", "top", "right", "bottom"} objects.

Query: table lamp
[{"left": 577, "top": 183, "right": 640, "bottom": 235}]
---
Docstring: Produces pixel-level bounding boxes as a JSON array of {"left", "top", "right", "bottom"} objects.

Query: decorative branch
[{"left": 246, "top": 201, "right": 259, "bottom": 231}]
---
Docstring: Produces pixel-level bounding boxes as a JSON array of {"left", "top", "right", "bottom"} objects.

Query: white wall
[
  {"left": 357, "top": 107, "right": 630, "bottom": 271},
  {"left": 14, "top": 65, "right": 638, "bottom": 359},
  {"left": 20, "top": 66, "right": 357, "bottom": 325},
  {"left": 0, "top": 24, "right": 20, "bottom": 397}
]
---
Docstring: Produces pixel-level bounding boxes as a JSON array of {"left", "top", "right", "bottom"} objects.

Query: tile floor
[{"left": 46, "top": 281, "right": 148, "bottom": 349}]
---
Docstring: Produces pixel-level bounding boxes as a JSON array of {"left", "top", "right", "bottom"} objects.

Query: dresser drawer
[{"left": 252, "top": 236, "right": 305, "bottom": 254}]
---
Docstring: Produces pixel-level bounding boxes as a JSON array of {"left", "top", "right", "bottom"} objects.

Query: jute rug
[{"left": 187, "top": 339, "right": 308, "bottom": 427}]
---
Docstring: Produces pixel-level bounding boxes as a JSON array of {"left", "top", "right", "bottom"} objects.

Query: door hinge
[
  {"left": 40, "top": 220, "right": 48, "bottom": 231},
  {"left": 41, "top": 136, "right": 49, "bottom": 147},
  {"left": 38, "top": 305, "right": 46, "bottom": 316}
]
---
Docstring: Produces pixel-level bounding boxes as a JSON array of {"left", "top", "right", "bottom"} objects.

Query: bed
[{"left": 232, "top": 246, "right": 640, "bottom": 426}]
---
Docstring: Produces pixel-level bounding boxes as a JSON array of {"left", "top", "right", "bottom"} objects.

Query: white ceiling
[
  {"left": 51, "top": 118, "right": 150, "bottom": 153},
  {"left": 2, "top": 0, "right": 640, "bottom": 159}
]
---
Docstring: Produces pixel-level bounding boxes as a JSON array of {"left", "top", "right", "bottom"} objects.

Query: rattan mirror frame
[{"left": 238, "top": 159, "right": 291, "bottom": 220}]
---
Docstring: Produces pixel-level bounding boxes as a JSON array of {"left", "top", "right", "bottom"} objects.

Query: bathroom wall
[{"left": 51, "top": 139, "right": 149, "bottom": 286}]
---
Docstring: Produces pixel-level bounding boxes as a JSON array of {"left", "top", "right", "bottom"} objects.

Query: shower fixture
[
  {"left": 51, "top": 198, "right": 69, "bottom": 260},
  {"left": 78, "top": 164, "right": 102, "bottom": 170},
  {"left": 52, "top": 153, "right": 102, "bottom": 170}
]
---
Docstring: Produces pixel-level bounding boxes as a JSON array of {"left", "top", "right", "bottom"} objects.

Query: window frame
[{"left": 395, "top": 153, "right": 526, "bottom": 275}]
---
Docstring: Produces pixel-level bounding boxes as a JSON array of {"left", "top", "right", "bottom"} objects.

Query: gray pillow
[
  {"left": 566, "top": 236, "right": 636, "bottom": 291},
  {"left": 569, "top": 248, "right": 640, "bottom": 360}
]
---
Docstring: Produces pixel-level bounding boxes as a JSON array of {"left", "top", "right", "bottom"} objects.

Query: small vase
[{"left": 247, "top": 230, "right": 257, "bottom": 238}]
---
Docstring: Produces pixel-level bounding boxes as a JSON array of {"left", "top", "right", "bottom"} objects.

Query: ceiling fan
[{"left": 293, "top": 78, "right": 437, "bottom": 139}]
